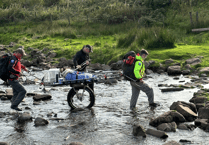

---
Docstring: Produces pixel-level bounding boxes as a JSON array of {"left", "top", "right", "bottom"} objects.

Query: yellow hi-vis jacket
[{"left": 134, "top": 55, "right": 145, "bottom": 80}]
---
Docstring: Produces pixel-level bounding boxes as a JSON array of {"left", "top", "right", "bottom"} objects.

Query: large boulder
[
  {"left": 167, "top": 66, "right": 182, "bottom": 75},
  {"left": 170, "top": 101, "right": 197, "bottom": 121},
  {"left": 149, "top": 110, "right": 186, "bottom": 127}
]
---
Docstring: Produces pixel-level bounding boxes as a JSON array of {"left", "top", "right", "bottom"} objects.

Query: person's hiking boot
[
  {"left": 149, "top": 102, "right": 160, "bottom": 107},
  {"left": 11, "top": 105, "right": 22, "bottom": 111}
]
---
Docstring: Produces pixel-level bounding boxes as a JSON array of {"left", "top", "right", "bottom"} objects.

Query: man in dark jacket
[
  {"left": 73, "top": 45, "right": 93, "bottom": 72},
  {"left": 8, "top": 48, "right": 28, "bottom": 112},
  {"left": 73, "top": 45, "right": 94, "bottom": 91}
]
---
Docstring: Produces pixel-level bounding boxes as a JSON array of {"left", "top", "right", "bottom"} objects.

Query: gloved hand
[
  {"left": 24, "top": 68, "right": 28, "bottom": 72},
  {"left": 86, "top": 61, "right": 89, "bottom": 65},
  {"left": 76, "top": 65, "right": 81, "bottom": 69}
]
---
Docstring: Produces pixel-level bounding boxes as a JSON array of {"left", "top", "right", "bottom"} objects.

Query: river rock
[
  {"left": 149, "top": 110, "right": 186, "bottom": 127},
  {"left": 146, "top": 129, "right": 168, "bottom": 139},
  {"left": 189, "top": 97, "right": 207, "bottom": 104},
  {"left": 195, "top": 119, "right": 209, "bottom": 131},
  {"left": 177, "top": 123, "right": 196, "bottom": 131},
  {"left": 33, "top": 94, "right": 52, "bottom": 101},
  {"left": 170, "top": 101, "right": 197, "bottom": 121},
  {"left": 161, "top": 88, "right": 184, "bottom": 92},
  {"left": 157, "top": 122, "right": 177, "bottom": 132},
  {"left": 200, "top": 67, "right": 209, "bottom": 73},
  {"left": 18, "top": 112, "right": 32, "bottom": 123},
  {"left": 132, "top": 124, "right": 146, "bottom": 137},
  {"left": 167, "top": 66, "right": 182, "bottom": 75},
  {"left": 34, "top": 117, "right": 49, "bottom": 126},
  {"left": 0, "top": 112, "right": 6, "bottom": 118}
]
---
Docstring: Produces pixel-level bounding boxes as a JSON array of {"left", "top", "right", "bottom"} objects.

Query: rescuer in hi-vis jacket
[{"left": 129, "top": 49, "right": 159, "bottom": 110}]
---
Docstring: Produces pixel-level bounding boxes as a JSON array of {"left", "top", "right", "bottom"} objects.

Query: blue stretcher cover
[{"left": 65, "top": 71, "right": 96, "bottom": 82}]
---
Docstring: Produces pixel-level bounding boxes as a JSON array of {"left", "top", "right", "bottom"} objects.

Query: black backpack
[
  {"left": 0, "top": 53, "right": 12, "bottom": 82},
  {"left": 122, "top": 51, "right": 138, "bottom": 81}
]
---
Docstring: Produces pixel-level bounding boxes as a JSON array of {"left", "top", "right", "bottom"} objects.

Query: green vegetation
[{"left": 0, "top": 0, "right": 209, "bottom": 66}]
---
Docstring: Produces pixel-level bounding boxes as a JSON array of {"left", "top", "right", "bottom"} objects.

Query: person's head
[
  {"left": 140, "top": 49, "right": 149, "bottom": 59},
  {"left": 82, "top": 45, "right": 93, "bottom": 54},
  {"left": 15, "top": 48, "right": 27, "bottom": 58}
]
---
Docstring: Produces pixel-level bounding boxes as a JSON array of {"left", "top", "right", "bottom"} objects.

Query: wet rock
[
  {"left": 18, "top": 112, "right": 32, "bottom": 123},
  {"left": 33, "top": 101, "right": 41, "bottom": 105},
  {"left": 161, "top": 88, "right": 184, "bottom": 92},
  {"left": 25, "top": 107, "right": 31, "bottom": 110},
  {"left": 167, "top": 66, "right": 182, "bottom": 75},
  {"left": 198, "top": 107, "right": 209, "bottom": 119},
  {"left": 149, "top": 110, "right": 186, "bottom": 127},
  {"left": 110, "top": 61, "right": 123, "bottom": 70},
  {"left": 189, "top": 97, "right": 207, "bottom": 104},
  {"left": 34, "top": 117, "right": 49, "bottom": 126},
  {"left": 170, "top": 101, "right": 197, "bottom": 121},
  {"left": 182, "top": 69, "right": 190, "bottom": 75},
  {"left": 177, "top": 123, "right": 196, "bottom": 131},
  {"left": 132, "top": 124, "right": 146, "bottom": 137},
  {"left": 0, "top": 142, "right": 9, "bottom": 145},
  {"left": 157, "top": 122, "right": 177, "bottom": 132},
  {"left": 27, "top": 93, "right": 37, "bottom": 96},
  {"left": 104, "top": 78, "right": 117, "bottom": 85},
  {"left": 0, "top": 112, "right": 6, "bottom": 118},
  {"left": 0, "top": 92, "right": 6, "bottom": 98},
  {"left": 49, "top": 118, "right": 65, "bottom": 121},
  {"left": 89, "top": 63, "right": 103, "bottom": 70},
  {"left": 146, "top": 69, "right": 153, "bottom": 74},
  {"left": 163, "top": 141, "right": 181, "bottom": 145},
  {"left": 179, "top": 139, "right": 192, "bottom": 143},
  {"left": 6, "top": 89, "right": 13, "bottom": 100},
  {"left": 69, "top": 142, "right": 84, "bottom": 145},
  {"left": 195, "top": 103, "right": 205, "bottom": 111},
  {"left": 158, "top": 84, "right": 169, "bottom": 87},
  {"left": 33, "top": 94, "right": 52, "bottom": 101},
  {"left": 200, "top": 73, "right": 207, "bottom": 77},
  {"left": 146, "top": 129, "right": 168, "bottom": 139},
  {"left": 1, "top": 96, "right": 8, "bottom": 100},
  {"left": 195, "top": 119, "right": 209, "bottom": 131},
  {"left": 101, "top": 64, "right": 111, "bottom": 71}
]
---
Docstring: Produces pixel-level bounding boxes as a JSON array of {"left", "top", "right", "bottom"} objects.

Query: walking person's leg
[
  {"left": 9, "top": 80, "right": 18, "bottom": 103},
  {"left": 130, "top": 81, "right": 140, "bottom": 110},
  {"left": 9, "top": 80, "right": 26, "bottom": 111},
  {"left": 131, "top": 81, "right": 155, "bottom": 105}
]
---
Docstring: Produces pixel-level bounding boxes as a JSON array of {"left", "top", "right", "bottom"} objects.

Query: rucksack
[
  {"left": 0, "top": 53, "right": 12, "bottom": 82},
  {"left": 122, "top": 51, "right": 138, "bottom": 81}
]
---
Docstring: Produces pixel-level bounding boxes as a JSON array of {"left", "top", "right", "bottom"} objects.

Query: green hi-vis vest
[{"left": 134, "top": 55, "right": 145, "bottom": 80}]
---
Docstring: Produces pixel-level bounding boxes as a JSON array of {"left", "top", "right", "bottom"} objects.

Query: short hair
[
  {"left": 140, "top": 49, "right": 149, "bottom": 56},
  {"left": 16, "top": 48, "right": 27, "bottom": 56},
  {"left": 83, "top": 45, "right": 93, "bottom": 52}
]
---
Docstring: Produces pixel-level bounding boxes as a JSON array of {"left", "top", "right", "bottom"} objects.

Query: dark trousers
[{"left": 9, "top": 80, "right": 26, "bottom": 107}]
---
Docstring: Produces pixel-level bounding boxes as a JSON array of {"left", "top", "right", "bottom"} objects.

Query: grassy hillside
[{"left": 0, "top": 0, "right": 209, "bottom": 68}]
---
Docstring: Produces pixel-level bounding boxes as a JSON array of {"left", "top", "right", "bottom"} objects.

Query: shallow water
[{"left": 0, "top": 72, "right": 209, "bottom": 145}]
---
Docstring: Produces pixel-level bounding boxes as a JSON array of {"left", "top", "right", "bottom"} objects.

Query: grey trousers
[
  {"left": 9, "top": 80, "right": 26, "bottom": 107},
  {"left": 130, "top": 81, "right": 154, "bottom": 109}
]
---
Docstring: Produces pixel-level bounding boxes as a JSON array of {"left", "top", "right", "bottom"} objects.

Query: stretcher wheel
[{"left": 67, "top": 86, "right": 95, "bottom": 110}]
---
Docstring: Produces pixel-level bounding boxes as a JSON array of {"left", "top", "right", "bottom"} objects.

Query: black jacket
[{"left": 73, "top": 49, "right": 89, "bottom": 71}]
